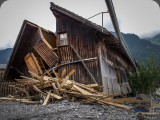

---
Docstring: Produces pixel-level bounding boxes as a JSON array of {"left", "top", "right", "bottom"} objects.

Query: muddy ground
[{"left": 0, "top": 100, "right": 159, "bottom": 120}]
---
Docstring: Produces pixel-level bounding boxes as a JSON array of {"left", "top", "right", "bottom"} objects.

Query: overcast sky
[{"left": 0, "top": 0, "right": 160, "bottom": 49}]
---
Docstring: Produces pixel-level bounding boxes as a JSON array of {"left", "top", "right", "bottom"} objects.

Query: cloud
[
  {"left": 0, "top": 0, "right": 160, "bottom": 50},
  {"left": 112, "top": 0, "right": 160, "bottom": 38},
  {"left": 140, "top": 27, "right": 160, "bottom": 38}
]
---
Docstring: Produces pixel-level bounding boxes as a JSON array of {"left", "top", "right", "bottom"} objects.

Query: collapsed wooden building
[{"left": 4, "top": 3, "right": 136, "bottom": 95}]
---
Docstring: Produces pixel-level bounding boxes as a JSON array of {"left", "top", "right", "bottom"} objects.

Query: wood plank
[
  {"left": 56, "top": 81, "right": 61, "bottom": 89},
  {"left": 61, "top": 69, "right": 75, "bottom": 87},
  {"left": 43, "top": 57, "right": 97, "bottom": 75},
  {"left": 30, "top": 52, "right": 43, "bottom": 74},
  {"left": 52, "top": 83, "right": 60, "bottom": 94},
  {"left": 24, "top": 53, "right": 42, "bottom": 75},
  {"left": 20, "top": 76, "right": 40, "bottom": 81},
  {"left": 61, "top": 68, "right": 66, "bottom": 78},
  {"left": 61, "top": 78, "right": 69, "bottom": 88},
  {"left": 89, "top": 97, "right": 131, "bottom": 110},
  {"left": 67, "top": 69, "right": 76, "bottom": 77},
  {"left": 103, "top": 97, "right": 150, "bottom": 104},
  {"left": 52, "top": 69, "right": 62, "bottom": 82},
  {"left": 15, "top": 79, "right": 40, "bottom": 84},
  {"left": 28, "top": 71, "right": 41, "bottom": 80},
  {"left": 73, "top": 82, "right": 97, "bottom": 93},
  {"left": 36, "top": 82, "right": 53, "bottom": 89},
  {"left": 63, "top": 91, "right": 111, "bottom": 98},
  {"left": 73, "top": 84, "right": 92, "bottom": 95},
  {"left": 0, "top": 97, "right": 40, "bottom": 104},
  {"left": 50, "top": 92, "right": 62, "bottom": 100},
  {"left": 42, "top": 90, "right": 51, "bottom": 106},
  {"left": 85, "top": 84, "right": 102, "bottom": 89},
  {"left": 42, "top": 76, "right": 53, "bottom": 81},
  {"left": 32, "top": 85, "right": 45, "bottom": 94}
]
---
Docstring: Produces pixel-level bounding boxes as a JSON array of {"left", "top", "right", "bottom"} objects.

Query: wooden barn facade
[
  {"left": 4, "top": 3, "right": 136, "bottom": 95},
  {"left": 50, "top": 3, "right": 136, "bottom": 94}
]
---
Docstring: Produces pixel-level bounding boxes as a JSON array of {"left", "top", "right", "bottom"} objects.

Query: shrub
[{"left": 128, "top": 57, "right": 160, "bottom": 95}]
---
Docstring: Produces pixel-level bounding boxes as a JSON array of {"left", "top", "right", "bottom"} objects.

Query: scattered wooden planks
[
  {"left": 0, "top": 96, "right": 40, "bottom": 104},
  {"left": 2, "top": 69, "right": 148, "bottom": 110}
]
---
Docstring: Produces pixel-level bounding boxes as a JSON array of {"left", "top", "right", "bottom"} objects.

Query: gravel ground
[{"left": 0, "top": 100, "right": 160, "bottom": 120}]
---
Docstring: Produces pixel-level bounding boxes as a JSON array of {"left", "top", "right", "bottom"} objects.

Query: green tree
[{"left": 129, "top": 57, "right": 160, "bottom": 94}]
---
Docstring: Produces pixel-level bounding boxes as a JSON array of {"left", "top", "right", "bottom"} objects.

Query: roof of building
[
  {"left": 50, "top": 2, "right": 111, "bottom": 36},
  {"left": 4, "top": 20, "right": 55, "bottom": 79}
]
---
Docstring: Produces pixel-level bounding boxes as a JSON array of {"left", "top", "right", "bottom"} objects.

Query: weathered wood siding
[
  {"left": 55, "top": 13, "right": 101, "bottom": 85},
  {"left": 54, "top": 11, "right": 133, "bottom": 94},
  {"left": 98, "top": 44, "right": 131, "bottom": 94}
]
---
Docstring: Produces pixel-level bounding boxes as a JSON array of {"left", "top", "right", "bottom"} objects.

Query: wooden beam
[
  {"left": 20, "top": 76, "right": 40, "bottom": 81},
  {"left": 73, "top": 84, "right": 92, "bottom": 95},
  {"left": 43, "top": 57, "right": 97, "bottom": 75},
  {"left": 42, "top": 90, "right": 51, "bottom": 106},
  {"left": 50, "top": 93, "right": 62, "bottom": 100},
  {"left": 89, "top": 97, "right": 131, "bottom": 110},
  {"left": 52, "top": 83, "right": 60, "bottom": 94},
  {"left": 30, "top": 52, "right": 43, "bottom": 74},
  {"left": 70, "top": 44, "right": 97, "bottom": 84},
  {"left": 61, "top": 68, "right": 66, "bottom": 78},
  {"left": 60, "top": 69, "right": 75, "bottom": 87},
  {"left": 0, "top": 97, "right": 40, "bottom": 104},
  {"left": 15, "top": 79, "right": 40, "bottom": 84},
  {"left": 28, "top": 71, "right": 41, "bottom": 80}
]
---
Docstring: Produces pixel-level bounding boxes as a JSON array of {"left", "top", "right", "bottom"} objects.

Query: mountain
[
  {"left": 147, "top": 33, "right": 160, "bottom": 45},
  {"left": 122, "top": 33, "right": 160, "bottom": 64},
  {"left": 0, "top": 48, "right": 12, "bottom": 64}
]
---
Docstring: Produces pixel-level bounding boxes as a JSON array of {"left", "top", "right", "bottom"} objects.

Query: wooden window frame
[{"left": 57, "top": 31, "right": 68, "bottom": 46}]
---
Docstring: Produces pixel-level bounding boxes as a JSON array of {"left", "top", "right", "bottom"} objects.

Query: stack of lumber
[{"left": 0, "top": 69, "right": 150, "bottom": 110}]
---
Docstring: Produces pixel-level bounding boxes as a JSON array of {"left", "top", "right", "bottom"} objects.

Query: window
[{"left": 59, "top": 33, "right": 68, "bottom": 45}]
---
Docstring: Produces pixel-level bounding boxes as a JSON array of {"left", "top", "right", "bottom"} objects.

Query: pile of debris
[
  {"left": 0, "top": 68, "right": 151, "bottom": 110},
  {"left": 0, "top": 22, "right": 150, "bottom": 110}
]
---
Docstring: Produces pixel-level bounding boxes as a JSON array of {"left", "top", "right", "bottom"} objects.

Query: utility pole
[{"left": 104, "top": 0, "right": 136, "bottom": 68}]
